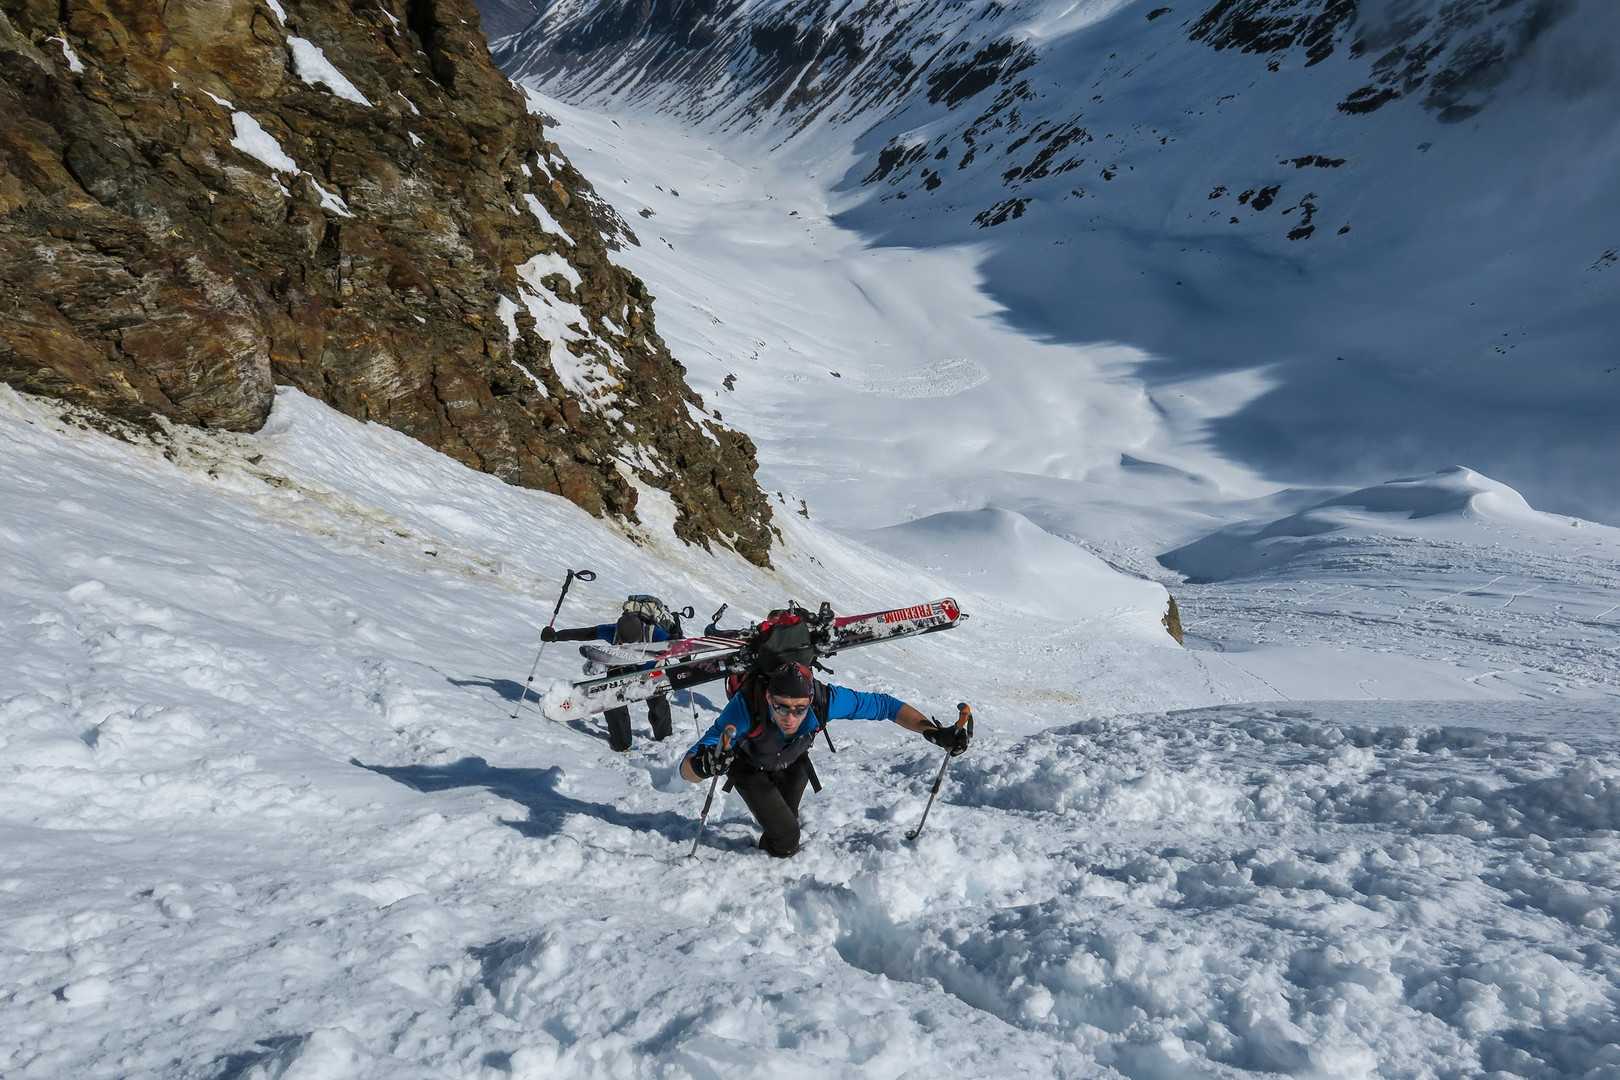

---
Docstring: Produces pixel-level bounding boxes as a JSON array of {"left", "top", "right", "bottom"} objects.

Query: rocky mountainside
[
  {"left": 492, "top": 0, "right": 1620, "bottom": 524},
  {"left": 495, "top": 0, "right": 1581, "bottom": 132},
  {"left": 0, "top": 0, "right": 773, "bottom": 564}
]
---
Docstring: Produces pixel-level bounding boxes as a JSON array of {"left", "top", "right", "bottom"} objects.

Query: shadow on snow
[
  {"left": 447, "top": 674, "right": 723, "bottom": 716},
  {"left": 355, "top": 756, "right": 694, "bottom": 841}
]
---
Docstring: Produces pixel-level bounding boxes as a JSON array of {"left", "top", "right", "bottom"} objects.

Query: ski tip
[{"left": 538, "top": 682, "right": 583, "bottom": 722}]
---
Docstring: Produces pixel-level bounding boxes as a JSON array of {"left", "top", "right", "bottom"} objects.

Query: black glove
[
  {"left": 923, "top": 723, "right": 971, "bottom": 757},
  {"left": 540, "top": 626, "right": 558, "bottom": 642},
  {"left": 689, "top": 742, "right": 736, "bottom": 779}
]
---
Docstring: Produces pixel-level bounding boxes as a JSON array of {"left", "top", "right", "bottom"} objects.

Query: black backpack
[
  {"left": 727, "top": 605, "right": 839, "bottom": 764},
  {"left": 621, "top": 594, "right": 683, "bottom": 638},
  {"left": 750, "top": 613, "right": 817, "bottom": 670},
  {"left": 723, "top": 608, "right": 830, "bottom": 700}
]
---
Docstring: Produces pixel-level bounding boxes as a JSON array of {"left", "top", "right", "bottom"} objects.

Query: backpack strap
[
  {"left": 812, "top": 681, "right": 834, "bottom": 754},
  {"left": 740, "top": 673, "right": 769, "bottom": 739}
]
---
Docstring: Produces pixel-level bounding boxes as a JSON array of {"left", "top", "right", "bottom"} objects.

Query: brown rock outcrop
[{"left": 0, "top": 0, "right": 773, "bottom": 565}]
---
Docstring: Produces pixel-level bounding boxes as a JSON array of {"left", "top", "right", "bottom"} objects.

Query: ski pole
[
  {"left": 905, "top": 702, "right": 972, "bottom": 842},
  {"left": 687, "top": 726, "right": 736, "bottom": 858},
  {"left": 510, "top": 568, "right": 596, "bottom": 720}
]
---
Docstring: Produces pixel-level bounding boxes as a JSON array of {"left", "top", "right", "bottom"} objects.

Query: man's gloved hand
[
  {"left": 923, "top": 723, "right": 971, "bottom": 757},
  {"left": 690, "top": 742, "right": 737, "bottom": 779},
  {"left": 540, "top": 625, "right": 558, "bottom": 642}
]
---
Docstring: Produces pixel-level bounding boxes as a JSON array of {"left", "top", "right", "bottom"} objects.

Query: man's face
[{"left": 767, "top": 694, "right": 811, "bottom": 736}]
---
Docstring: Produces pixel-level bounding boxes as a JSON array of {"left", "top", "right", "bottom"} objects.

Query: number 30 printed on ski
[{"left": 539, "top": 598, "right": 964, "bottom": 721}]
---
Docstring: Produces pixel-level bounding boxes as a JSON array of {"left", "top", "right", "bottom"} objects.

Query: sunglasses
[{"left": 769, "top": 699, "right": 810, "bottom": 718}]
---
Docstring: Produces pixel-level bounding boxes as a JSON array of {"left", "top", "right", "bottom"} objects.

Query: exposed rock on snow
[{"left": 0, "top": 0, "right": 772, "bottom": 564}]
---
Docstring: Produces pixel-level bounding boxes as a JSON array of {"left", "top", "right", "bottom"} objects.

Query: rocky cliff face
[{"left": 0, "top": 0, "right": 773, "bottom": 565}]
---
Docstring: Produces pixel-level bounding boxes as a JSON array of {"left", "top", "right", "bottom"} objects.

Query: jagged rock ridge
[
  {"left": 493, "top": 0, "right": 1002, "bottom": 136},
  {"left": 493, "top": 0, "right": 1577, "bottom": 213},
  {"left": 0, "top": 0, "right": 773, "bottom": 565}
]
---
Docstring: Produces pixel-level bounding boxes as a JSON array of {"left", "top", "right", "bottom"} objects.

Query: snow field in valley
[{"left": 523, "top": 97, "right": 1262, "bottom": 561}]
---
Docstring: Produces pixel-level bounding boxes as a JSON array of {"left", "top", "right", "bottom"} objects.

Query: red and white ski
[
  {"left": 826, "top": 598, "right": 962, "bottom": 653},
  {"left": 577, "top": 633, "right": 749, "bottom": 673},
  {"left": 539, "top": 598, "right": 964, "bottom": 721}
]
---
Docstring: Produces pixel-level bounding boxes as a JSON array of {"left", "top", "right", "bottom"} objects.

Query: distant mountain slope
[
  {"left": 491, "top": 0, "right": 1620, "bottom": 525},
  {"left": 475, "top": 0, "right": 544, "bottom": 40},
  {"left": 0, "top": 0, "right": 772, "bottom": 563}
]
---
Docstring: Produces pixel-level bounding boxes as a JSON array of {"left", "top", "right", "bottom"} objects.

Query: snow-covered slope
[
  {"left": 6, "top": 1, "right": 1620, "bottom": 1075},
  {"left": 1161, "top": 466, "right": 1620, "bottom": 701},
  {"left": 4, "top": 379, "right": 1618, "bottom": 1078},
  {"left": 495, "top": 0, "right": 1620, "bottom": 524}
]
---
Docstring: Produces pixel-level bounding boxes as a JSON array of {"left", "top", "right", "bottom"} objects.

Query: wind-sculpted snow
[
  {"left": 862, "top": 507, "right": 1171, "bottom": 626},
  {"left": 1156, "top": 470, "right": 1620, "bottom": 704},
  {"left": 1161, "top": 466, "right": 1612, "bottom": 581},
  {"left": 910, "top": 705, "right": 1620, "bottom": 1076},
  {"left": 455, "top": 704, "right": 1620, "bottom": 1077}
]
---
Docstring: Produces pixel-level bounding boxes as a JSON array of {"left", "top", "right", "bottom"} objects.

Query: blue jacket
[
  {"left": 687, "top": 683, "right": 906, "bottom": 771},
  {"left": 587, "top": 622, "right": 673, "bottom": 644},
  {"left": 551, "top": 620, "right": 675, "bottom": 646}
]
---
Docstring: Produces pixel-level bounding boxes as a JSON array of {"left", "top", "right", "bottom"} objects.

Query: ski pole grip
[
  {"left": 955, "top": 702, "right": 972, "bottom": 729},
  {"left": 720, "top": 725, "right": 736, "bottom": 751}
]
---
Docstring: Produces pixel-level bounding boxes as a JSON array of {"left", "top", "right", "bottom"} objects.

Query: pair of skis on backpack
[{"left": 539, "top": 598, "right": 964, "bottom": 721}]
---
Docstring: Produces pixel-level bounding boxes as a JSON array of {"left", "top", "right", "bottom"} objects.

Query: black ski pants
[
  {"left": 604, "top": 694, "right": 672, "bottom": 752},
  {"left": 605, "top": 611, "right": 674, "bottom": 752},
  {"left": 728, "top": 756, "right": 813, "bottom": 858}
]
